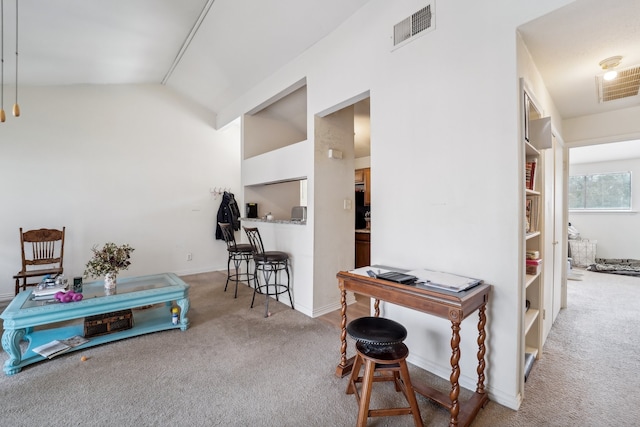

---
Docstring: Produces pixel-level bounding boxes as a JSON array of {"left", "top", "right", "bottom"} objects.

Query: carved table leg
[
  {"left": 476, "top": 303, "right": 487, "bottom": 394},
  {"left": 449, "top": 311, "right": 462, "bottom": 427},
  {"left": 373, "top": 298, "right": 380, "bottom": 317},
  {"left": 335, "top": 286, "right": 351, "bottom": 377},
  {"left": 2, "top": 328, "right": 26, "bottom": 376}
]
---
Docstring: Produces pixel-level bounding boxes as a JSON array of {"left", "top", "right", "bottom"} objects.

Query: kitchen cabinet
[
  {"left": 363, "top": 168, "right": 371, "bottom": 206},
  {"left": 355, "top": 232, "right": 370, "bottom": 268},
  {"left": 355, "top": 168, "right": 371, "bottom": 206}
]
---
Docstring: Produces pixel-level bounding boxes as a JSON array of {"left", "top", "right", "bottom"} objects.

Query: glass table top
[{"left": 20, "top": 274, "right": 181, "bottom": 310}]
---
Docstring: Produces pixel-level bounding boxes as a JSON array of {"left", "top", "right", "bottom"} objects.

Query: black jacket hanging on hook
[{"left": 215, "top": 191, "right": 241, "bottom": 239}]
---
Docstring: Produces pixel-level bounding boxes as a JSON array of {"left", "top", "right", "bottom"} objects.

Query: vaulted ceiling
[
  {"left": 0, "top": 0, "right": 370, "bottom": 115},
  {"left": 1, "top": 0, "right": 639, "bottom": 123}
]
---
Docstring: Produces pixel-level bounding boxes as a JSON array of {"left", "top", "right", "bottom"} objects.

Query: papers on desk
[
  {"left": 349, "top": 266, "right": 391, "bottom": 277},
  {"left": 348, "top": 266, "right": 482, "bottom": 293},
  {"left": 406, "top": 269, "right": 483, "bottom": 293}
]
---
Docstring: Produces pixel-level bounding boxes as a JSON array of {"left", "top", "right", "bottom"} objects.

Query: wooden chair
[{"left": 13, "top": 227, "right": 66, "bottom": 295}]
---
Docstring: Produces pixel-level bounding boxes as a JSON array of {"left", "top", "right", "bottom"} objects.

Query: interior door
[
  {"left": 552, "top": 134, "right": 566, "bottom": 320},
  {"left": 542, "top": 133, "right": 566, "bottom": 341}
]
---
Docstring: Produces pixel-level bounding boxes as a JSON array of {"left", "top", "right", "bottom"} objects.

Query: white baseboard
[
  {"left": 311, "top": 293, "right": 357, "bottom": 318},
  {"left": 407, "top": 352, "right": 522, "bottom": 411}
]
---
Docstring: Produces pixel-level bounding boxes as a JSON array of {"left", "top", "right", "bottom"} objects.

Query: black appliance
[
  {"left": 246, "top": 203, "right": 258, "bottom": 218},
  {"left": 355, "top": 192, "right": 367, "bottom": 229}
]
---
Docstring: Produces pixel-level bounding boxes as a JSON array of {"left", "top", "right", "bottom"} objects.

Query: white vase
[{"left": 104, "top": 272, "right": 117, "bottom": 293}]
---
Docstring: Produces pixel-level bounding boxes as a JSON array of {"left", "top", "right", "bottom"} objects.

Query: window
[{"left": 569, "top": 172, "right": 631, "bottom": 210}]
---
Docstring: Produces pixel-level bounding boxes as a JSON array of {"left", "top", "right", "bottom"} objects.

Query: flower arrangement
[{"left": 84, "top": 242, "right": 135, "bottom": 279}]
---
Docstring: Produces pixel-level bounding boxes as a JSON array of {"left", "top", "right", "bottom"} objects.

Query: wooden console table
[{"left": 335, "top": 270, "right": 491, "bottom": 427}]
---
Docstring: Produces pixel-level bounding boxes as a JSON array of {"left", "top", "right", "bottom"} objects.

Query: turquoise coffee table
[{"left": 1, "top": 273, "right": 189, "bottom": 375}]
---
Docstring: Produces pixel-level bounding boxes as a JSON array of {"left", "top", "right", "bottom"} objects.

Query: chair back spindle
[
  {"left": 243, "top": 227, "right": 266, "bottom": 258},
  {"left": 219, "top": 222, "right": 239, "bottom": 251}
]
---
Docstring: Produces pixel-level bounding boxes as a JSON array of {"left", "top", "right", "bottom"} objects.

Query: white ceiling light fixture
[{"left": 599, "top": 55, "right": 622, "bottom": 81}]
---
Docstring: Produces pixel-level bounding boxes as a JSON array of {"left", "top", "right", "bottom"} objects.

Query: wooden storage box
[{"left": 84, "top": 309, "right": 133, "bottom": 337}]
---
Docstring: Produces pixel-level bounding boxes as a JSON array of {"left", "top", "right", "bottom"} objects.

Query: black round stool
[{"left": 346, "top": 317, "right": 422, "bottom": 427}]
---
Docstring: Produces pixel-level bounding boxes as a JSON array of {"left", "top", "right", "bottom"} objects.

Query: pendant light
[
  {"left": 1, "top": 0, "right": 5, "bottom": 123},
  {"left": 12, "top": 0, "right": 18, "bottom": 117}
]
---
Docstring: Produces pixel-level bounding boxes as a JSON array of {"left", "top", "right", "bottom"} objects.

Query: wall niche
[{"left": 243, "top": 80, "right": 307, "bottom": 159}]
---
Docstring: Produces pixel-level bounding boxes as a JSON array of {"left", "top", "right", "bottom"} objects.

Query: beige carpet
[{"left": 0, "top": 269, "right": 638, "bottom": 426}]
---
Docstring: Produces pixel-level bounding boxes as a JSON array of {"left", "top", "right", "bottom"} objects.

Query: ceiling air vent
[
  {"left": 392, "top": 3, "right": 435, "bottom": 51},
  {"left": 596, "top": 66, "right": 640, "bottom": 103}
]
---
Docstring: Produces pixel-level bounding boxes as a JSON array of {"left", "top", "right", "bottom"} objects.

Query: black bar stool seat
[
  {"left": 254, "top": 251, "right": 289, "bottom": 263},
  {"left": 347, "top": 316, "right": 407, "bottom": 345}
]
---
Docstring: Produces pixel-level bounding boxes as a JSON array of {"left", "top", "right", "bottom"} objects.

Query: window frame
[{"left": 568, "top": 171, "right": 632, "bottom": 212}]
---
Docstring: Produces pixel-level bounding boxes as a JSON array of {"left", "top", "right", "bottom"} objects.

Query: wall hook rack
[{"left": 210, "top": 187, "right": 231, "bottom": 200}]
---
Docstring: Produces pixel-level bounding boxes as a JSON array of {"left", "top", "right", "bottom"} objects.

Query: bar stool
[
  {"left": 243, "top": 226, "right": 294, "bottom": 317},
  {"left": 346, "top": 316, "right": 422, "bottom": 427},
  {"left": 219, "top": 222, "right": 254, "bottom": 298}
]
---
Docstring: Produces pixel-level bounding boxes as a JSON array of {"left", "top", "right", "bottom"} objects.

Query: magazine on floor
[{"left": 32, "top": 335, "right": 89, "bottom": 359}]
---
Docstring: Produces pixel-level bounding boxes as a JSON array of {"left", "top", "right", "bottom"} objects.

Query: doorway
[
  {"left": 568, "top": 140, "right": 640, "bottom": 264},
  {"left": 313, "top": 91, "right": 371, "bottom": 317},
  {"left": 354, "top": 97, "right": 371, "bottom": 268}
]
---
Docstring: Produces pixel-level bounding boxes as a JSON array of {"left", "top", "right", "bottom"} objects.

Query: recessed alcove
[
  {"left": 243, "top": 82, "right": 307, "bottom": 160},
  {"left": 243, "top": 179, "right": 307, "bottom": 221}
]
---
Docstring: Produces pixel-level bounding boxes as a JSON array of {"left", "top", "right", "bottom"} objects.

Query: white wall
[
  {"left": 0, "top": 84, "right": 241, "bottom": 299},
  {"left": 214, "top": 0, "right": 575, "bottom": 410},
  {"left": 314, "top": 106, "right": 357, "bottom": 315},
  {"left": 569, "top": 157, "right": 640, "bottom": 260},
  {"left": 563, "top": 106, "right": 640, "bottom": 146}
]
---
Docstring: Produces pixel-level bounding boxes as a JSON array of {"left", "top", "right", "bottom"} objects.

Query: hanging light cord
[
  {"left": 13, "top": 0, "right": 19, "bottom": 117},
  {"left": 1, "top": 0, "right": 5, "bottom": 122}
]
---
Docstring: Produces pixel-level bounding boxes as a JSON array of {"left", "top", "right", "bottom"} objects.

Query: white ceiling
[
  {"left": 2, "top": 0, "right": 638, "bottom": 146},
  {"left": 519, "top": 0, "right": 640, "bottom": 164},
  {"left": 0, "top": 0, "right": 370, "bottom": 116},
  {"left": 518, "top": 0, "right": 640, "bottom": 120}
]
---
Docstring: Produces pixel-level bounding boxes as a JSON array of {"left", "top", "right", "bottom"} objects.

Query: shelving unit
[{"left": 521, "top": 81, "right": 550, "bottom": 383}]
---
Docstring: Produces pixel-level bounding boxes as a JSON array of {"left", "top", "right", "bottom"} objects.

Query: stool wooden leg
[
  {"left": 393, "top": 370, "right": 402, "bottom": 392},
  {"left": 399, "top": 360, "right": 423, "bottom": 427},
  {"left": 346, "top": 353, "right": 363, "bottom": 395},
  {"left": 357, "top": 359, "right": 376, "bottom": 427}
]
